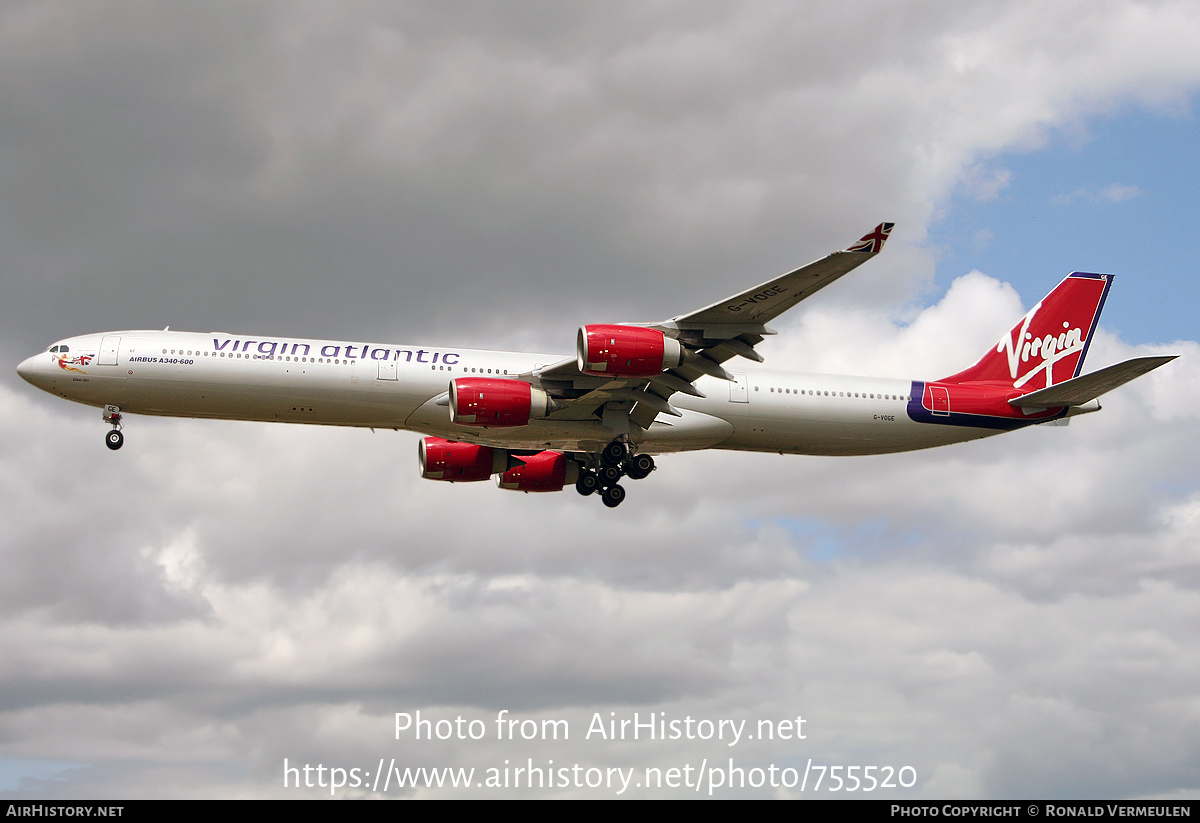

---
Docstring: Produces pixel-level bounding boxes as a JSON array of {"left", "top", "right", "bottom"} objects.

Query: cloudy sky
[{"left": 3, "top": 0, "right": 1199, "bottom": 798}]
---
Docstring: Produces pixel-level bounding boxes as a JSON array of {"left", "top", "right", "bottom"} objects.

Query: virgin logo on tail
[
  {"left": 941, "top": 273, "right": 1112, "bottom": 389},
  {"left": 999, "top": 301, "right": 1087, "bottom": 389}
]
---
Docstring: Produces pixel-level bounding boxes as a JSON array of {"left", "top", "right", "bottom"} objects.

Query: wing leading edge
[{"left": 665, "top": 221, "right": 894, "bottom": 330}]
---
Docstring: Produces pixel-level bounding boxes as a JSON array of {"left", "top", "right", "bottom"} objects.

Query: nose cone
[{"left": 17, "top": 354, "right": 54, "bottom": 390}]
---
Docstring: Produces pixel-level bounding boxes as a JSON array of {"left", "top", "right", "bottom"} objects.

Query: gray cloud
[{"left": 3, "top": 0, "right": 1200, "bottom": 799}]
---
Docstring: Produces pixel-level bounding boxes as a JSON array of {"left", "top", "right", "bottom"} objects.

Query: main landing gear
[
  {"left": 103, "top": 405, "right": 124, "bottom": 451},
  {"left": 575, "top": 440, "right": 655, "bottom": 508}
]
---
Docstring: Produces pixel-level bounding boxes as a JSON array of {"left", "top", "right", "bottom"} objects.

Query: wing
[
  {"left": 528, "top": 222, "right": 894, "bottom": 439},
  {"left": 668, "top": 221, "right": 895, "bottom": 330}
]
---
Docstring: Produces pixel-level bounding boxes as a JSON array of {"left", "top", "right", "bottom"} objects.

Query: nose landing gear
[{"left": 103, "top": 405, "right": 124, "bottom": 450}]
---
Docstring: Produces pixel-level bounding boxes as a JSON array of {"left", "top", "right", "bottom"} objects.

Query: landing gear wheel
[
  {"left": 576, "top": 471, "right": 599, "bottom": 496},
  {"left": 601, "top": 440, "right": 628, "bottom": 468},
  {"left": 105, "top": 430, "right": 124, "bottom": 451},
  {"left": 601, "top": 484, "right": 626, "bottom": 508},
  {"left": 626, "top": 453, "right": 655, "bottom": 480},
  {"left": 599, "top": 465, "right": 623, "bottom": 486}
]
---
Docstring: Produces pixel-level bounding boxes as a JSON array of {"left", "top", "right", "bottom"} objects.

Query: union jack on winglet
[{"left": 846, "top": 222, "right": 894, "bottom": 254}]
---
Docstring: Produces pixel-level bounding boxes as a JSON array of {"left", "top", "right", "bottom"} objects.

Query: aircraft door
[
  {"left": 98, "top": 336, "right": 122, "bottom": 366},
  {"left": 729, "top": 374, "right": 749, "bottom": 403},
  {"left": 930, "top": 385, "right": 950, "bottom": 416}
]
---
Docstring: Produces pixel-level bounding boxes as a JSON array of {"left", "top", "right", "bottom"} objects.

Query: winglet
[{"left": 845, "top": 222, "right": 894, "bottom": 254}]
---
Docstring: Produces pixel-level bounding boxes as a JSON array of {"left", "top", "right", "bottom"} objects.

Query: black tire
[
  {"left": 575, "top": 472, "right": 599, "bottom": 496},
  {"left": 105, "top": 430, "right": 124, "bottom": 451},
  {"left": 599, "top": 465, "right": 623, "bottom": 486},
  {"left": 601, "top": 440, "right": 627, "bottom": 468},
  {"left": 601, "top": 484, "right": 626, "bottom": 508},
  {"left": 626, "top": 453, "right": 655, "bottom": 480}
]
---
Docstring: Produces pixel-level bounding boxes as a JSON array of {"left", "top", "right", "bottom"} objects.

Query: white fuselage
[{"left": 17, "top": 330, "right": 1002, "bottom": 457}]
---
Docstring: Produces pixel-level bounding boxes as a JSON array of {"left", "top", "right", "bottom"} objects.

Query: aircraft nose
[{"left": 16, "top": 354, "right": 51, "bottom": 388}]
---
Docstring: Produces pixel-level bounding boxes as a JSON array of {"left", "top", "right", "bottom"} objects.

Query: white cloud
[
  {"left": 1100, "top": 183, "right": 1144, "bottom": 202},
  {"left": 1054, "top": 184, "right": 1144, "bottom": 204},
  {"left": 960, "top": 166, "right": 1013, "bottom": 202},
  {"left": 5, "top": 266, "right": 1198, "bottom": 796}
]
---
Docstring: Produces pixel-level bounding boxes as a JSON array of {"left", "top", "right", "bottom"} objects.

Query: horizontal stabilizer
[{"left": 1009, "top": 355, "right": 1176, "bottom": 408}]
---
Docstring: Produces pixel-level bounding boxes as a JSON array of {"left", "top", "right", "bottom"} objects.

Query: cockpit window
[{"left": 59, "top": 345, "right": 68, "bottom": 352}]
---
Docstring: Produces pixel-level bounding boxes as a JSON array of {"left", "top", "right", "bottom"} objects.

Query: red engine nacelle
[
  {"left": 497, "top": 450, "right": 579, "bottom": 493},
  {"left": 576, "top": 325, "right": 684, "bottom": 377},
  {"left": 419, "top": 437, "right": 509, "bottom": 482},
  {"left": 449, "top": 378, "right": 552, "bottom": 428}
]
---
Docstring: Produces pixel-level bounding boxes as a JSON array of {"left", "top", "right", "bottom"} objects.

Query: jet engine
[
  {"left": 449, "top": 378, "right": 553, "bottom": 427},
  {"left": 419, "top": 437, "right": 509, "bottom": 482},
  {"left": 577, "top": 325, "right": 684, "bottom": 377},
  {"left": 497, "top": 450, "right": 579, "bottom": 493}
]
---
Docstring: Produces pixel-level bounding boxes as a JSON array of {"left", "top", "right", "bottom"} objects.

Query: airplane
[{"left": 16, "top": 223, "right": 1175, "bottom": 508}]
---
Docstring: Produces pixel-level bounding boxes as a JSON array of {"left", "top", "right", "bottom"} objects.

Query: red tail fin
[{"left": 941, "top": 272, "right": 1113, "bottom": 389}]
